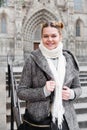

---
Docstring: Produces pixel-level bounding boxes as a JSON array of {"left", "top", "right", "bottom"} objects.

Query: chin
[
  {"left": 47, "top": 47, "right": 56, "bottom": 50},
  {"left": 47, "top": 48, "right": 54, "bottom": 50}
]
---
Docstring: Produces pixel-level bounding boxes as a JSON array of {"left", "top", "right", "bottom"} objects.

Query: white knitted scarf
[{"left": 39, "top": 42, "right": 66, "bottom": 129}]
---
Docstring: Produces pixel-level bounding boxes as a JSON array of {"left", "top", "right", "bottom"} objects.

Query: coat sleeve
[
  {"left": 17, "top": 57, "right": 46, "bottom": 102},
  {"left": 65, "top": 50, "right": 82, "bottom": 101},
  {"left": 71, "top": 74, "right": 82, "bottom": 100},
  {"left": 70, "top": 52, "right": 82, "bottom": 100}
]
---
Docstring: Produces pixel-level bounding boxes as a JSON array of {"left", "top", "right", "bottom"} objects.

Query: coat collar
[{"left": 31, "top": 49, "right": 54, "bottom": 80}]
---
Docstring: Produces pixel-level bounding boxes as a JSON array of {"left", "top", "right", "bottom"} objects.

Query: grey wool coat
[{"left": 17, "top": 49, "right": 82, "bottom": 130}]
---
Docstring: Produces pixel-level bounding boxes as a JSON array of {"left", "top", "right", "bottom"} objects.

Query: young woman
[{"left": 17, "top": 21, "right": 82, "bottom": 130}]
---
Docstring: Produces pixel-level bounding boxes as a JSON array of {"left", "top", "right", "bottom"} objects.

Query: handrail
[{"left": 8, "top": 62, "right": 21, "bottom": 130}]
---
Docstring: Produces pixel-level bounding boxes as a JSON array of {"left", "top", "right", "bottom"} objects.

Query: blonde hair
[{"left": 41, "top": 21, "right": 64, "bottom": 35}]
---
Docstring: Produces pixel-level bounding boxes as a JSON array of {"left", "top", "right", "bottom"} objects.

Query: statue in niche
[
  {"left": 16, "top": 22, "right": 22, "bottom": 33},
  {"left": 16, "top": 22, "right": 22, "bottom": 48},
  {"left": 38, "top": 0, "right": 50, "bottom": 4}
]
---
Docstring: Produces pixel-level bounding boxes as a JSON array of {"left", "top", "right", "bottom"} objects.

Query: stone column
[
  {"left": 14, "top": 0, "right": 23, "bottom": 62},
  {"left": 67, "top": 0, "right": 75, "bottom": 54},
  {"left": 0, "top": 67, "right": 6, "bottom": 130}
]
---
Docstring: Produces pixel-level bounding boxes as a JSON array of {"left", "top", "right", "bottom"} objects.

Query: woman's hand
[
  {"left": 62, "top": 86, "right": 71, "bottom": 100},
  {"left": 46, "top": 80, "right": 56, "bottom": 92}
]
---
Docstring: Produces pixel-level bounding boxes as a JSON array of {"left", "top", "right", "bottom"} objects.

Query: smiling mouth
[{"left": 46, "top": 43, "right": 54, "bottom": 46}]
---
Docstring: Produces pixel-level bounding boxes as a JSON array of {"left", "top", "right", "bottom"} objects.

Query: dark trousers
[{"left": 18, "top": 122, "right": 50, "bottom": 130}]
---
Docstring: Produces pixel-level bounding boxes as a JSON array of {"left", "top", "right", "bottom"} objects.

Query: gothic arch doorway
[{"left": 23, "top": 9, "right": 58, "bottom": 56}]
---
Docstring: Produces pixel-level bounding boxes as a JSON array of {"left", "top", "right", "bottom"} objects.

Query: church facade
[
  {"left": 0, "top": 0, "right": 87, "bottom": 65},
  {"left": 0, "top": 0, "right": 87, "bottom": 130}
]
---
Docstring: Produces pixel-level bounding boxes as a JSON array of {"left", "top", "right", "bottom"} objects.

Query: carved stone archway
[{"left": 23, "top": 9, "right": 58, "bottom": 56}]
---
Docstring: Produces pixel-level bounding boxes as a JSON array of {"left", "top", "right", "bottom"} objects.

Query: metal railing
[{"left": 8, "top": 62, "right": 22, "bottom": 130}]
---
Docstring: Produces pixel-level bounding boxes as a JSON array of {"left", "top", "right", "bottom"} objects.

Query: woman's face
[{"left": 41, "top": 26, "right": 62, "bottom": 50}]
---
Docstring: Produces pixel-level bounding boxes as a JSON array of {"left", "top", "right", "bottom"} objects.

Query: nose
[{"left": 48, "top": 36, "right": 52, "bottom": 41}]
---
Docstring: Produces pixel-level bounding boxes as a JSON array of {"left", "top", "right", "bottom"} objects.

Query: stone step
[
  {"left": 80, "top": 77, "right": 87, "bottom": 82},
  {"left": 74, "top": 102, "right": 87, "bottom": 109},
  {"left": 79, "top": 75, "right": 87, "bottom": 78},
  {"left": 80, "top": 128, "right": 87, "bottom": 130},
  {"left": 79, "top": 62, "right": 87, "bottom": 66},
  {"left": 6, "top": 75, "right": 21, "bottom": 80},
  {"left": 80, "top": 80, "right": 87, "bottom": 83},
  {"left": 78, "top": 114, "right": 87, "bottom": 128},
  {"left": 74, "top": 102, "right": 87, "bottom": 114},
  {"left": 81, "top": 83, "right": 87, "bottom": 87},
  {"left": 80, "top": 71, "right": 87, "bottom": 74},
  {"left": 80, "top": 87, "right": 87, "bottom": 98},
  {"left": 7, "top": 122, "right": 17, "bottom": 130},
  {"left": 5, "top": 66, "right": 23, "bottom": 72},
  {"left": 6, "top": 97, "right": 26, "bottom": 110},
  {"left": 78, "top": 114, "right": 87, "bottom": 121},
  {"left": 77, "top": 114, "right": 87, "bottom": 122},
  {"left": 6, "top": 109, "right": 25, "bottom": 120},
  {"left": 79, "top": 66, "right": 87, "bottom": 71}
]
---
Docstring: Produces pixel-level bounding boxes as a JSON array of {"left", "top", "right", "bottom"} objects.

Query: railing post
[
  {"left": 7, "top": 61, "right": 21, "bottom": 130},
  {"left": 8, "top": 63, "right": 14, "bottom": 130},
  {"left": 8, "top": 64, "right": 11, "bottom": 97}
]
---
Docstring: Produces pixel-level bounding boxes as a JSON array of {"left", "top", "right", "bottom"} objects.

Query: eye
[
  {"left": 51, "top": 35, "right": 57, "bottom": 38},
  {"left": 43, "top": 35, "right": 48, "bottom": 38}
]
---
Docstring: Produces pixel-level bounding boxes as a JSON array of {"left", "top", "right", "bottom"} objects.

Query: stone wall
[{"left": 0, "top": 67, "right": 6, "bottom": 130}]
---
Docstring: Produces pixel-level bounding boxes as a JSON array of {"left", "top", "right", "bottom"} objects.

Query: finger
[
  {"left": 63, "top": 86, "right": 68, "bottom": 90},
  {"left": 50, "top": 81, "right": 56, "bottom": 86}
]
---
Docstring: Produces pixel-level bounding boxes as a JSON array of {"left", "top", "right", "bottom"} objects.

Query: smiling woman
[
  {"left": 17, "top": 20, "right": 82, "bottom": 130},
  {"left": 41, "top": 21, "right": 63, "bottom": 50}
]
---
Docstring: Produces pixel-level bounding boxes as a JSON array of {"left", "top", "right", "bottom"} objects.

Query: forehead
[{"left": 42, "top": 26, "right": 58, "bottom": 34}]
